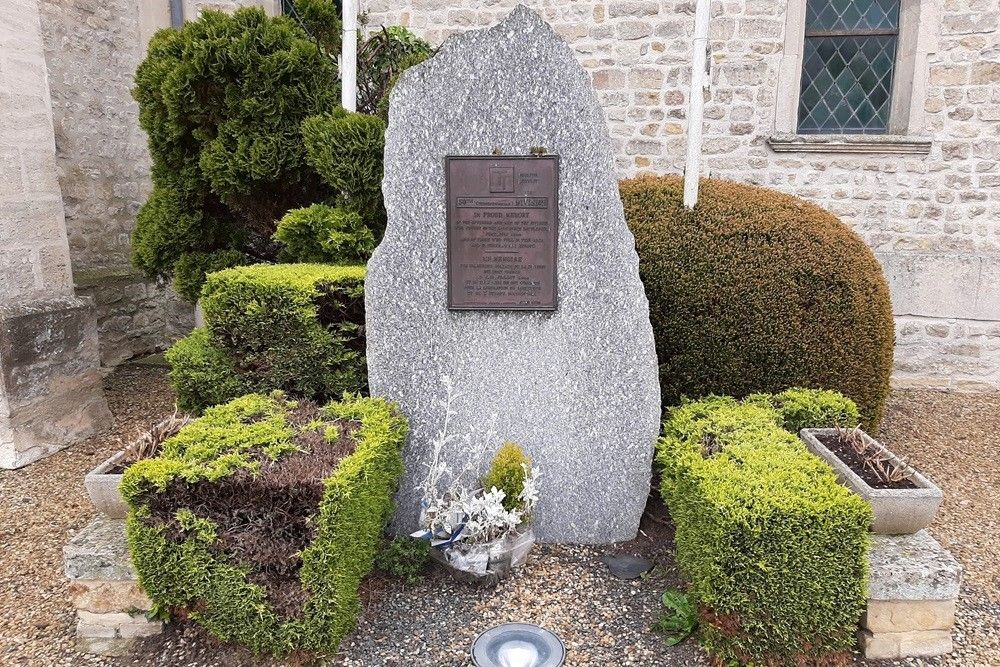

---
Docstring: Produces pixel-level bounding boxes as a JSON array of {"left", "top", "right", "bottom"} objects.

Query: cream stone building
[
  {"left": 1, "top": 0, "right": 997, "bottom": 466},
  {"left": 365, "top": 0, "right": 1000, "bottom": 393}
]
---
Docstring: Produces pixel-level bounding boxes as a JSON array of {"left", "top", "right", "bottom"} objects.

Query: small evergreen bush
[
  {"left": 657, "top": 395, "right": 872, "bottom": 665},
  {"left": 620, "top": 175, "right": 895, "bottom": 429},
  {"left": 374, "top": 537, "right": 431, "bottom": 585},
  {"left": 747, "top": 387, "right": 861, "bottom": 434},
  {"left": 302, "top": 109, "right": 388, "bottom": 233},
  {"left": 481, "top": 442, "right": 532, "bottom": 512},
  {"left": 131, "top": 8, "right": 339, "bottom": 299},
  {"left": 167, "top": 264, "right": 366, "bottom": 413},
  {"left": 122, "top": 392, "right": 408, "bottom": 658},
  {"left": 274, "top": 203, "right": 376, "bottom": 264}
]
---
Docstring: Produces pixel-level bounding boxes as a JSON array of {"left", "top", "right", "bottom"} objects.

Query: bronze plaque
[{"left": 446, "top": 156, "right": 559, "bottom": 310}]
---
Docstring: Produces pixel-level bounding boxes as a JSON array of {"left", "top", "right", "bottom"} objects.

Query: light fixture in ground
[{"left": 471, "top": 623, "right": 566, "bottom": 667}]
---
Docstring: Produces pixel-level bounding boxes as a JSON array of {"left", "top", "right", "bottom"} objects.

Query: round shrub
[
  {"left": 302, "top": 109, "right": 388, "bottom": 234},
  {"left": 274, "top": 204, "right": 376, "bottom": 264},
  {"left": 131, "top": 7, "right": 339, "bottom": 298},
  {"left": 620, "top": 175, "right": 894, "bottom": 428}
]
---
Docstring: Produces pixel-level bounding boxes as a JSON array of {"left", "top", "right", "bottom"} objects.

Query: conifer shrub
[
  {"left": 620, "top": 175, "right": 895, "bottom": 429},
  {"left": 131, "top": 8, "right": 340, "bottom": 299},
  {"left": 657, "top": 395, "right": 872, "bottom": 665},
  {"left": 302, "top": 109, "right": 388, "bottom": 234},
  {"left": 274, "top": 203, "right": 376, "bottom": 264},
  {"left": 131, "top": 7, "right": 425, "bottom": 300},
  {"left": 167, "top": 264, "right": 366, "bottom": 413},
  {"left": 122, "top": 392, "right": 408, "bottom": 658},
  {"left": 481, "top": 442, "right": 533, "bottom": 513}
]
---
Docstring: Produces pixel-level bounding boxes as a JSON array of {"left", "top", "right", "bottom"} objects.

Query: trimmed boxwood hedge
[
  {"left": 166, "top": 263, "right": 366, "bottom": 414},
  {"left": 621, "top": 175, "right": 895, "bottom": 429},
  {"left": 122, "top": 392, "right": 408, "bottom": 658},
  {"left": 657, "top": 391, "right": 872, "bottom": 665}
]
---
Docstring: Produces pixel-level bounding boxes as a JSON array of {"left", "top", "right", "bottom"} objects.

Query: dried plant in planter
[
  {"left": 122, "top": 410, "right": 193, "bottom": 467},
  {"left": 835, "top": 424, "right": 917, "bottom": 487}
]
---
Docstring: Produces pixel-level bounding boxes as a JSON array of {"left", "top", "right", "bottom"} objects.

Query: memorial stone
[{"left": 366, "top": 6, "right": 661, "bottom": 543}]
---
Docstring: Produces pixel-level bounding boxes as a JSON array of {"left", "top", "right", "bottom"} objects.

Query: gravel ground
[
  {"left": 0, "top": 365, "right": 176, "bottom": 667},
  {"left": 1, "top": 370, "right": 998, "bottom": 666},
  {"left": 871, "top": 390, "right": 1000, "bottom": 667}
]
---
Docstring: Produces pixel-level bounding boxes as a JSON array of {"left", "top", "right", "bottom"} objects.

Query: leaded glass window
[{"left": 798, "top": 0, "right": 900, "bottom": 134}]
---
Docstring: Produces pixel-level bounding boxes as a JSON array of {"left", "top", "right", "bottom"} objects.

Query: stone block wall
[
  {"left": 75, "top": 269, "right": 195, "bottom": 367},
  {"left": 33, "top": 0, "right": 218, "bottom": 366},
  {"left": 0, "top": 0, "right": 110, "bottom": 469},
  {"left": 363, "top": 0, "right": 1000, "bottom": 391},
  {"left": 38, "top": 0, "right": 151, "bottom": 273},
  {"left": 0, "top": 0, "right": 74, "bottom": 302}
]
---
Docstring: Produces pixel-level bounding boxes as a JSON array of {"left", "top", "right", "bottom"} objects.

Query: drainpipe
[
  {"left": 683, "top": 0, "right": 712, "bottom": 209},
  {"left": 169, "top": 0, "right": 183, "bottom": 28},
  {"left": 341, "top": 0, "right": 358, "bottom": 112}
]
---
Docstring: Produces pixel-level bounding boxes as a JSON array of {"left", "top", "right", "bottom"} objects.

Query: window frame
[{"left": 773, "top": 0, "right": 933, "bottom": 139}]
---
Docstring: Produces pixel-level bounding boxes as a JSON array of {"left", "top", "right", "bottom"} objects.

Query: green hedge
[
  {"left": 621, "top": 175, "right": 895, "bottom": 429},
  {"left": 746, "top": 387, "right": 861, "bottom": 434},
  {"left": 122, "top": 392, "right": 408, "bottom": 658},
  {"left": 657, "top": 391, "right": 872, "bottom": 665},
  {"left": 167, "top": 263, "right": 366, "bottom": 413}
]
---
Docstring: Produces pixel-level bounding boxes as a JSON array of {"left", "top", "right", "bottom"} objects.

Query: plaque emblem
[
  {"left": 489, "top": 167, "right": 515, "bottom": 193},
  {"left": 446, "top": 156, "right": 560, "bottom": 311}
]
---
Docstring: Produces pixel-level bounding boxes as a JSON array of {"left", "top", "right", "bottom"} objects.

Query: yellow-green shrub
[
  {"left": 123, "top": 393, "right": 408, "bottom": 658},
  {"left": 481, "top": 442, "right": 532, "bottom": 512},
  {"left": 657, "top": 394, "right": 872, "bottom": 665},
  {"left": 273, "top": 204, "right": 376, "bottom": 264},
  {"left": 747, "top": 387, "right": 861, "bottom": 434},
  {"left": 621, "top": 175, "right": 895, "bottom": 428}
]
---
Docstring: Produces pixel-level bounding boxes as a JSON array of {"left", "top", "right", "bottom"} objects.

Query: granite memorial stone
[{"left": 366, "top": 5, "right": 661, "bottom": 543}]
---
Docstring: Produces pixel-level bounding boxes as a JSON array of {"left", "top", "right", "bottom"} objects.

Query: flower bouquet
[{"left": 410, "top": 381, "right": 540, "bottom": 584}]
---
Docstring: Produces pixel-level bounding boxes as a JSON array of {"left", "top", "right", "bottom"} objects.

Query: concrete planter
[
  {"left": 430, "top": 529, "right": 535, "bottom": 586},
  {"left": 84, "top": 451, "right": 128, "bottom": 519},
  {"left": 800, "top": 428, "right": 942, "bottom": 535}
]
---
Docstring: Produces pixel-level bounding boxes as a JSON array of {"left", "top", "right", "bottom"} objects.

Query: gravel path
[
  {"left": 871, "top": 390, "right": 1000, "bottom": 667},
  {"left": 0, "top": 365, "right": 175, "bottom": 667},
  {"left": 1, "top": 369, "right": 998, "bottom": 666}
]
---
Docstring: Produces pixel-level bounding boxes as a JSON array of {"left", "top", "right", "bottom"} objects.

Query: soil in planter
[
  {"left": 814, "top": 432, "right": 918, "bottom": 490},
  {"left": 141, "top": 400, "right": 359, "bottom": 619}
]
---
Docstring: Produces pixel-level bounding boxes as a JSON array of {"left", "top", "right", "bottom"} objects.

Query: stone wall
[
  {"left": 34, "top": 0, "right": 208, "bottom": 365},
  {"left": 0, "top": 0, "right": 74, "bottom": 302},
  {"left": 0, "top": 0, "right": 110, "bottom": 468},
  {"left": 75, "top": 269, "right": 195, "bottom": 367},
  {"left": 38, "top": 0, "right": 150, "bottom": 272},
  {"left": 363, "top": 0, "right": 1000, "bottom": 391}
]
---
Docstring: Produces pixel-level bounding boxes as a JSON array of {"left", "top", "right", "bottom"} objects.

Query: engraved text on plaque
[{"left": 446, "top": 156, "right": 559, "bottom": 310}]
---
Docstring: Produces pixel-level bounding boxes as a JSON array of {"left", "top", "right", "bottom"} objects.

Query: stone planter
[
  {"left": 84, "top": 451, "right": 128, "bottom": 520},
  {"left": 800, "top": 428, "right": 942, "bottom": 535},
  {"left": 430, "top": 529, "right": 535, "bottom": 585}
]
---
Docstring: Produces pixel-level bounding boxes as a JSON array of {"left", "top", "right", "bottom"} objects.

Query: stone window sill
[{"left": 767, "top": 134, "right": 932, "bottom": 155}]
